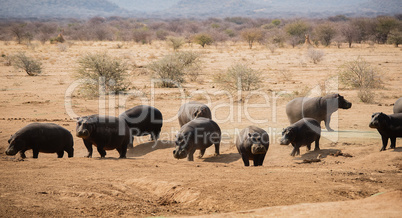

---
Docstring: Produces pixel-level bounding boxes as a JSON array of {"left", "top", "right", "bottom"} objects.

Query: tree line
[{"left": 0, "top": 14, "right": 401, "bottom": 47}]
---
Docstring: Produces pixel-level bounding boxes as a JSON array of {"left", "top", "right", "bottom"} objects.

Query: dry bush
[
  {"left": 358, "top": 88, "right": 375, "bottom": 103},
  {"left": 339, "top": 57, "right": 382, "bottom": 89},
  {"left": 12, "top": 52, "right": 42, "bottom": 76},
  {"left": 306, "top": 49, "right": 325, "bottom": 64},
  {"left": 75, "top": 52, "right": 129, "bottom": 96},
  {"left": 214, "top": 63, "right": 262, "bottom": 91},
  {"left": 167, "top": 36, "right": 185, "bottom": 51},
  {"left": 148, "top": 51, "right": 201, "bottom": 88},
  {"left": 57, "top": 43, "right": 69, "bottom": 52}
]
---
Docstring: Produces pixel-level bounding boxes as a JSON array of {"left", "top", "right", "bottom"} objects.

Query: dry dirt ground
[{"left": 0, "top": 41, "right": 401, "bottom": 217}]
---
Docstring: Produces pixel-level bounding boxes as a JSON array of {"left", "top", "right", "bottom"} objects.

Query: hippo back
[
  {"left": 7, "top": 123, "right": 73, "bottom": 154},
  {"left": 394, "top": 98, "right": 402, "bottom": 114},
  {"left": 119, "top": 105, "right": 163, "bottom": 133},
  {"left": 286, "top": 96, "right": 325, "bottom": 124},
  {"left": 178, "top": 101, "right": 212, "bottom": 127},
  {"left": 180, "top": 117, "right": 221, "bottom": 145}
]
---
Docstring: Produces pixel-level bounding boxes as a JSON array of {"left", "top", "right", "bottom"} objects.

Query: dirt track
[{"left": 0, "top": 41, "right": 401, "bottom": 217}]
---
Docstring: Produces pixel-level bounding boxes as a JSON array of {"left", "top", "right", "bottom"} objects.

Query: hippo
[
  {"left": 119, "top": 105, "right": 163, "bottom": 148},
  {"left": 236, "top": 126, "right": 269, "bottom": 166},
  {"left": 369, "top": 112, "right": 402, "bottom": 151},
  {"left": 76, "top": 115, "right": 130, "bottom": 158},
  {"left": 280, "top": 118, "right": 321, "bottom": 156},
  {"left": 178, "top": 101, "right": 212, "bottom": 127},
  {"left": 394, "top": 98, "right": 402, "bottom": 114},
  {"left": 6, "top": 123, "right": 74, "bottom": 159},
  {"left": 173, "top": 117, "right": 221, "bottom": 161},
  {"left": 286, "top": 93, "right": 352, "bottom": 131}
]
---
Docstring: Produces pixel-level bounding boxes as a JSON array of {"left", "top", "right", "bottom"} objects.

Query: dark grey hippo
[
  {"left": 236, "top": 126, "right": 269, "bottom": 166},
  {"left": 76, "top": 115, "right": 130, "bottom": 158},
  {"left": 280, "top": 118, "right": 321, "bottom": 156},
  {"left": 119, "top": 105, "right": 163, "bottom": 148},
  {"left": 369, "top": 112, "right": 402, "bottom": 151},
  {"left": 178, "top": 101, "right": 212, "bottom": 127},
  {"left": 173, "top": 117, "right": 221, "bottom": 161},
  {"left": 393, "top": 98, "right": 402, "bottom": 114},
  {"left": 286, "top": 93, "right": 352, "bottom": 131},
  {"left": 6, "top": 123, "right": 74, "bottom": 159}
]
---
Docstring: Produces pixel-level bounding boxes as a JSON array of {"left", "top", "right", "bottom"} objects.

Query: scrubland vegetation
[{"left": 1, "top": 15, "right": 401, "bottom": 48}]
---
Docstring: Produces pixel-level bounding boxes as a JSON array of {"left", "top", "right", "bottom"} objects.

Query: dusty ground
[{"left": 0, "top": 41, "right": 401, "bottom": 217}]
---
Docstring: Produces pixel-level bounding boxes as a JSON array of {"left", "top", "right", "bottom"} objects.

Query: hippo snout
[
  {"left": 345, "top": 102, "right": 352, "bottom": 109},
  {"left": 5, "top": 148, "right": 18, "bottom": 156},
  {"left": 173, "top": 147, "right": 187, "bottom": 159},
  {"left": 369, "top": 121, "right": 378, "bottom": 128},
  {"left": 251, "top": 144, "right": 266, "bottom": 154},
  {"left": 76, "top": 129, "right": 89, "bottom": 138},
  {"left": 280, "top": 138, "right": 290, "bottom": 145}
]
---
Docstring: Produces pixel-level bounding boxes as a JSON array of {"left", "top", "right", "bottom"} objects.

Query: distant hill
[
  {"left": 0, "top": 0, "right": 400, "bottom": 19},
  {"left": 0, "top": 0, "right": 134, "bottom": 19},
  {"left": 108, "top": 0, "right": 180, "bottom": 12}
]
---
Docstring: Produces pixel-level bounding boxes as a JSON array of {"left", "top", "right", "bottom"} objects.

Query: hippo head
[
  {"left": 76, "top": 117, "right": 93, "bottom": 139},
  {"left": 336, "top": 94, "right": 352, "bottom": 109},
  {"left": 5, "top": 135, "right": 26, "bottom": 156},
  {"left": 280, "top": 127, "right": 295, "bottom": 145},
  {"left": 194, "top": 106, "right": 208, "bottom": 119},
  {"left": 248, "top": 132, "right": 267, "bottom": 154},
  {"left": 173, "top": 132, "right": 192, "bottom": 159},
  {"left": 369, "top": 112, "right": 389, "bottom": 129}
]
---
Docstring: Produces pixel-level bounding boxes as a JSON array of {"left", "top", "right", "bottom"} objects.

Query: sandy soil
[{"left": 0, "top": 41, "right": 401, "bottom": 217}]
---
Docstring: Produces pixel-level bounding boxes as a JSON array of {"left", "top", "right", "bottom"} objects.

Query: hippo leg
[
  {"left": 306, "top": 144, "right": 311, "bottom": 151},
  {"left": 198, "top": 148, "right": 206, "bottom": 158},
  {"left": 32, "top": 148, "right": 39, "bottom": 158},
  {"left": 314, "top": 138, "right": 320, "bottom": 151},
  {"left": 150, "top": 131, "right": 160, "bottom": 141},
  {"left": 57, "top": 150, "right": 64, "bottom": 158},
  {"left": 254, "top": 154, "right": 265, "bottom": 166},
  {"left": 187, "top": 148, "right": 196, "bottom": 161},
  {"left": 116, "top": 146, "right": 127, "bottom": 159},
  {"left": 19, "top": 150, "right": 26, "bottom": 159},
  {"left": 96, "top": 145, "right": 107, "bottom": 158},
  {"left": 324, "top": 115, "right": 334, "bottom": 132},
  {"left": 290, "top": 143, "right": 300, "bottom": 157},
  {"left": 241, "top": 154, "right": 250, "bottom": 166},
  {"left": 66, "top": 147, "right": 74, "bottom": 158},
  {"left": 390, "top": 137, "right": 396, "bottom": 149},
  {"left": 83, "top": 140, "right": 93, "bottom": 158},
  {"left": 214, "top": 143, "right": 220, "bottom": 156},
  {"left": 380, "top": 136, "right": 389, "bottom": 151}
]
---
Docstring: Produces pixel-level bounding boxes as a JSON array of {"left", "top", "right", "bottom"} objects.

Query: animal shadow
[
  {"left": 202, "top": 153, "right": 241, "bottom": 164},
  {"left": 391, "top": 147, "right": 402, "bottom": 152},
  {"left": 299, "top": 148, "right": 342, "bottom": 160},
  {"left": 127, "top": 140, "right": 175, "bottom": 157}
]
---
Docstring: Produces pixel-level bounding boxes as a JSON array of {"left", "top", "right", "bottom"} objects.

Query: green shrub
[
  {"left": 12, "top": 52, "right": 42, "bottom": 76},
  {"left": 193, "top": 33, "right": 213, "bottom": 48},
  {"left": 214, "top": 63, "right": 262, "bottom": 91},
  {"left": 148, "top": 51, "right": 201, "bottom": 87},
  {"left": 75, "top": 52, "right": 129, "bottom": 96}
]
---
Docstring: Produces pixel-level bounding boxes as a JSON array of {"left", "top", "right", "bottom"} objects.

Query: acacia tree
[
  {"left": 341, "top": 22, "right": 359, "bottom": 48},
  {"left": 193, "top": 33, "right": 213, "bottom": 48},
  {"left": 10, "top": 23, "right": 27, "bottom": 44},
  {"left": 315, "top": 23, "right": 337, "bottom": 47},
  {"left": 375, "top": 16, "right": 399, "bottom": 44},
  {"left": 241, "top": 28, "right": 263, "bottom": 49},
  {"left": 285, "top": 20, "right": 310, "bottom": 47}
]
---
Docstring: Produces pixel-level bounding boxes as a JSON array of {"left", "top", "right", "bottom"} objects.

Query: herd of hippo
[{"left": 5, "top": 94, "right": 402, "bottom": 166}]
